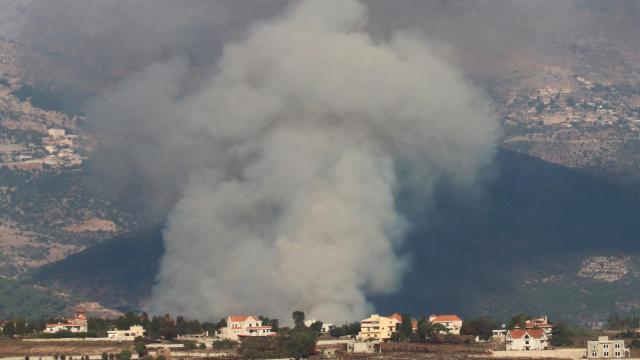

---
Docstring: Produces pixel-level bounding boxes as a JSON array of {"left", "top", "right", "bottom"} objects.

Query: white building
[
  {"left": 107, "top": 325, "right": 145, "bottom": 341},
  {"left": 304, "top": 319, "right": 335, "bottom": 334},
  {"left": 347, "top": 342, "right": 379, "bottom": 353},
  {"left": 587, "top": 336, "right": 630, "bottom": 359},
  {"left": 429, "top": 315, "right": 463, "bottom": 335},
  {"left": 217, "top": 315, "right": 274, "bottom": 340},
  {"left": 44, "top": 312, "right": 88, "bottom": 334},
  {"left": 506, "top": 329, "right": 549, "bottom": 351}
]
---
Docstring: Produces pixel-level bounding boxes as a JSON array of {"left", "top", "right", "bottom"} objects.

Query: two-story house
[
  {"left": 44, "top": 311, "right": 88, "bottom": 334},
  {"left": 587, "top": 336, "right": 630, "bottom": 359},
  {"left": 506, "top": 329, "right": 549, "bottom": 351},
  {"left": 217, "top": 315, "right": 274, "bottom": 340},
  {"left": 524, "top": 316, "right": 554, "bottom": 336}
]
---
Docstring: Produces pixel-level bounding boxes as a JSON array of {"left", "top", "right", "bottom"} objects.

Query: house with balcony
[
  {"left": 357, "top": 314, "right": 400, "bottom": 341},
  {"left": 44, "top": 311, "right": 88, "bottom": 334},
  {"left": 429, "top": 314, "right": 463, "bottom": 335},
  {"left": 506, "top": 329, "right": 548, "bottom": 351},
  {"left": 524, "top": 316, "right": 554, "bottom": 336},
  {"left": 217, "top": 315, "right": 274, "bottom": 340}
]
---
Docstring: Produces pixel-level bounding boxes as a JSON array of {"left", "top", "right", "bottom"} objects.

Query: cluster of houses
[
  {"left": 356, "top": 313, "right": 462, "bottom": 341},
  {"left": 43, "top": 311, "right": 144, "bottom": 341},
  {"left": 213, "top": 312, "right": 462, "bottom": 344},
  {"left": 0, "top": 127, "right": 84, "bottom": 170},
  {"left": 498, "top": 316, "right": 629, "bottom": 358},
  {"left": 36, "top": 311, "right": 634, "bottom": 358}
]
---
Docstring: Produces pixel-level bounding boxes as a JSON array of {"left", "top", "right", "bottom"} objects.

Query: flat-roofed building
[{"left": 587, "top": 336, "right": 629, "bottom": 359}]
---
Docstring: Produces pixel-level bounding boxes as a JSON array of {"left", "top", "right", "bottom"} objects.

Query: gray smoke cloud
[
  {"left": 18, "top": 0, "right": 503, "bottom": 321},
  {"left": 138, "top": 0, "right": 499, "bottom": 321}
]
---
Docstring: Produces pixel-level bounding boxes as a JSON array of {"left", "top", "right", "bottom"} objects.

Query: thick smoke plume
[
  {"left": 142, "top": 0, "right": 498, "bottom": 321},
  {"left": 19, "top": 0, "right": 499, "bottom": 321}
]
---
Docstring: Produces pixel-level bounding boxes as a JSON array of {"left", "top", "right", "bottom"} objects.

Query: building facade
[
  {"left": 44, "top": 312, "right": 88, "bottom": 334},
  {"left": 429, "top": 315, "right": 463, "bottom": 335},
  {"left": 217, "top": 315, "right": 274, "bottom": 340},
  {"left": 107, "top": 325, "right": 145, "bottom": 341},
  {"left": 506, "top": 329, "right": 549, "bottom": 351},
  {"left": 357, "top": 314, "right": 400, "bottom": 341},
  {"left": 524, "top": 316, "right": 554, "bottom": 336},
  {"left": 587, "top": 336, "right": 630, "bottom": 359}
]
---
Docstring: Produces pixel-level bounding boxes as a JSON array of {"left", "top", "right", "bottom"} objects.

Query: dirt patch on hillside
[{"left": 63, "top": 218, "right": 118, "bottom": 233}]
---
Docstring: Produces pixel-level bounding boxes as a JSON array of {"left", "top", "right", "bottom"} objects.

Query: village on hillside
[{"left": 1, "top": 309, "right": 639, "bottom": 360}]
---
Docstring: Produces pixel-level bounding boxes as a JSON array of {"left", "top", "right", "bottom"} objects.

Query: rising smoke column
[{"left": 144, "top": 0, "right": 498, "bottom": 322}]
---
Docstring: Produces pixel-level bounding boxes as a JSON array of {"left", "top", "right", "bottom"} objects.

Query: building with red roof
[
  {"left": 506, "top": 329, "right": 549, "bottom": 351},
  {"left": 217, "top": 315, "right": 274, "bottom": 340},
  {"left": 524, "top": 316, "right": 554, "bottom": 336},
  {"left": 44, "top": 311, "right": 87, "bottom": 334},
  {"left": 429, "top": 314, "right": 463, "bottom": 335}
]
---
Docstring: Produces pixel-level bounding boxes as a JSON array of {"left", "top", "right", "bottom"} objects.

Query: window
[
  {"left": 604, "top": 344, "right": 610, "bottom": 349},
  {"left": 615, "top": 352, "right": 621, "bottom": 357},
  {"left": 615, "top": 344, "right": 620, "bottom": 349},
  {"left": 592, "top": 352, "right": 597, "bottom": 357},
  {"left": 604, "top": 351, "right": 609, "bottom": 357}
]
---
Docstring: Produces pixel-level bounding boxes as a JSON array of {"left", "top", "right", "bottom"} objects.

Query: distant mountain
[{"left": 27, "top": 148, "right": 640, "bottom": 325}]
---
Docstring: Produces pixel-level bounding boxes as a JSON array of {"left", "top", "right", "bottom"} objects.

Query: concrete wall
[
  {"left": 492, "top": 349, "right": 587, "bottom": 360},
  {"left": 22, "top": 339, "right": 125, "bottom": 343}
]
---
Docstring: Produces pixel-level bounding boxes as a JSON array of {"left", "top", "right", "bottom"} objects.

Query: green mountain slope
[
  {"left": 30, "top": 226, "right": 164, "bottom": 311},
  {"left": 24, "top": 149, "right": 640, "bottom": 325},
  {"left": 0, "top": 277, "right": 69, "bottom": 319}
]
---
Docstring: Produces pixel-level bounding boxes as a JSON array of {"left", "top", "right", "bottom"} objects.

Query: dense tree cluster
[
  {"left": 328, "top": 322, "right": 360, "bottom": 337},
  {"left": 460, "top": 316, "right": 497, "bottom": 340}
]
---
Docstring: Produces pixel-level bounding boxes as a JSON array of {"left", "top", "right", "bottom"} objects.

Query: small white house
[
  {"left": 506, "top": 329, "right": 548, "bottom": 351},
  {"left": 107, "top": 325, "right": 145, "bottom": 341}
]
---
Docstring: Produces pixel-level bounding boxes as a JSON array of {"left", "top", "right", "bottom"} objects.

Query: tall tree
[
  {"left": 550, "top": 323, "right": 574, "bottom": 347},
  {"left": 282, "top": 327, "right": 317, "bottom": 360},
  {"left": 309, "top": 321, "right": 323, "bottom": 333},
  {"left": 292, "top": 311, "right": 305, "bottom": 329},
  {"left": 460, "top": 316, "right": 497, "bottom": 340}
]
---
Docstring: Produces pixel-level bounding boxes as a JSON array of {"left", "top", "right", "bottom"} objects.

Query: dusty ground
[
  {"left": 63, "top": 218, "right": 118, "bottom": 233},
  {"left": 0, "top": 339, "right": 131, "bottom": 357}
]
